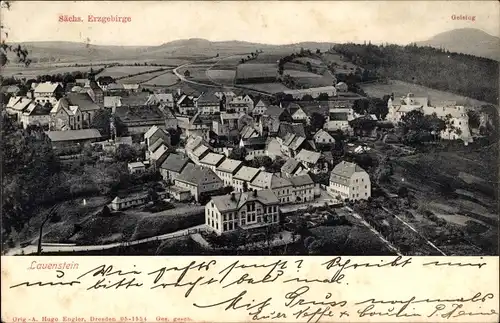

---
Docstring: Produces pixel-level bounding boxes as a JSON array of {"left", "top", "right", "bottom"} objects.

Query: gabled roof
[
  {"left": 330, "top": 161, "right": 367, "bottom": 185},
  {"left": 128, "top": 161, "right": 145, "bottom": 168},
  {"left": 265, "top": 105, "right": 286, "bottom": 119},
  {"left": 150, "top": 144, "right": 168, "bottom": 161},
  {"left": 287, "top": 102, "right": 303, "bottom": 115},
  {"left": 314, "top": 129, "right": 335, "bottom": 141},
  {"left": 233, "top": 166, "right": 261, "bottom": 181},
  {"left": 199, "top": 153, "right": 225, "bottom": 166},
  {"left": 251, "top": 172, "right": 293, "bottom": 190},
  {"left": 296, "top": 149, "right": 321, "bottom": 164},
  {"left": 67, "top": 93, "right": 101, "bottom": 111},
  {"left": 281, "top": 158, "right": 303, "bottom": 175},
  {"left": 185, "top": 135, "right": 204, "bottom": 151},
  {"left": 278, "top": 122, "right": 306, "bottom": 139},
  {"left": 34, "top": 82, "right": 60, "bottom": 94},
  {"left": 9, "top": 97, "right": 32, "bottom": 112},
  {"left": 211, "top": 189, "right": 279, "bottom": 213},
  {"left": 160, "top": 153, "right": 190, "bottom": 173},
  {"left": 289, "top": 174, "right": 314, "bottom": 187},
  {"left": 242, "top": 136, "right": 267, "bottom": 149},
  {"left": 192, "top": 144, "right": 210, "bottom": 158},
  {"left": 23, "top": 102, "right": 51, "bottom": 116},
  {"left": 45, "top": 129, "right": 102, "bottom": 142},
  {"left": 144, "top": 125, "right": 161, "bottom": 140},
  {"left": 149, "top": 137, "right": 166, "bottom": 153},
  {"left": 220, "top": 112, "right": 241, "bottom": 121},
  {"left": 240, "top": 125, "right": 258, "bottom": 139},
  {"left": 216, "top": 158, "right": 243, "bottom": 174},
  {"left": 177, "top": 163, "right": 221, "bottom": 186},
  {"left": 146, "top": 93, "right": 174, "bottom": 104},
  {"left": 196, "top": 91, "right": 220, "bottom": 104},
  {"left": 106, "top": 83, "right": 124, "bottom": 91},
  {"left": 6, "top": 96, "right": 22, "bottom": 108}
]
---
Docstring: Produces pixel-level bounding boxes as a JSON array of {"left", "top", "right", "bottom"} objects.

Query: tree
[
  {"left": 229, "top": 147, "right": 247, "bottom": 161},
  {"left": 317, "top": 93, "right": 329, "bottom": 101},
  {"left": 310, "top": 112, "right": 326, "bottom": 131},
  {"left": 353, "top": 98, "right": 370, "bottom": 115},
  {"left": 184, "top": 70, "right": 191, "bottom": 78},
  {"left": 90, "top": 109, "right": 112, "bottom": 137},
  {"left": 250, "top": 156, "right": 273, "bottom": 169},
  {"left": 115, "top": 144, "right": 137, "bottom": 162},
  {"left": 302, "top": 94, "right": 314, "bottom": 101},
  {"left": 306, "top": 62, "right": 313, "bottom": 72}
]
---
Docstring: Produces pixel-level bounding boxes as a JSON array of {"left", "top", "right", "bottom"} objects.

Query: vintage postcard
[{"left": 1, "top": 0, "right": 499, "bottom": 322}]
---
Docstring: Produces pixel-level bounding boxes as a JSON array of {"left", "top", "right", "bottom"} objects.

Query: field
[
  {"left": 211, "top": 54, "right": 249, "bottom": 69},
  {"left": 321, "top": 52, "right": 361, "bottom": 74},
  {"left": 117, "top": 70, "right": 172, "bottom": 84},
  {"left": 143, "top": 72, "right": 180, "bottom": 86},
  {"left": 235, "top": 63, "right": 277, "bottom": 83},
  {"left": 98, "top": 66, "right": 167, "bottom": 79},
  {"left": 238, "top": 82, "right": 290, "bottom": 93},
  {"left": 206, "top": 69, "right": 236, "bottom": 85},
  {"left": 361, "top": 79, "right": 491, "bottom": 107},
  {"left": 283, "top": 69, "right": 322, "bottom": 78},
  {"left": 294, "top": 57, "right": 323, "bottom": 66},
  {"left": 178, "top": 64, "right": 216, "bottom": 85},
  {"left": 2, "top": 65, "right": 105, "bottom": 78}
]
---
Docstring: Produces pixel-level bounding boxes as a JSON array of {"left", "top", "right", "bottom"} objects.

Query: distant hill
[
  {"left": 9, "top": 39, "right": 336, "bottom": 64},
  {"left": 416, "top": 28, "right": 499, "bottom": 61}
]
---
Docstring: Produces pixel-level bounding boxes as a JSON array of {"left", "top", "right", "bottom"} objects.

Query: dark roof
[
  {"left": 211, "top": 189, "right": 279, "bottom": 212},
  {"left": 278, "top": 122, "right": 306, "bottom": 139},
  {"left": 66, "top": 93, "right": 100, "bottom": 111},
  {"left": 176, "top": 164, "right": 221, "bottom": 186},
  {"left": 197, "top": 91, "right": 220, "bottom": 104},
  {"left": 286, "top": 102, "right": 303, "bottom": 115},
  {"left": 115, "top": 105, "right": 165, "bottom": 123},
  {"left": 281, "top": 158, "right": 302, "bottom": 175},
  {"left": 45, "top": 129, "right": 102, "bottom": 142},
  {"left": 242, "top": 136, "right": 267, "bottom": 149},
  {"left": 289, "top": 174, "right": 314, "bottom": 187},
  {"left": 120, "top": 92, "right": 150, "bottom": 106},
  {"left": 265, "top": 105, "right": 286, "bottom": 118},
  {"left": 160, "top": 153, "right": 190, "bottom": 173}
]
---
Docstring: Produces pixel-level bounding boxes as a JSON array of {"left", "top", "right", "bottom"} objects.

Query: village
[{"left": 1, "top": 44, "right": 497, "bottom": 257}]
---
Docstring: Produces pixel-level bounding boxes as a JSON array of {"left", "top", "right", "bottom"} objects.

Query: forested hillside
[{"left": 333, "top": 43, "right": 498, "bottom": 104}]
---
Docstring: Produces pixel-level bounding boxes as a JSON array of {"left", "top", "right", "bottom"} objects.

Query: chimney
[
  {"left": 253, "top": 189, "right": 258, "bottom": 197},
  {"left": 230, "top": 193, "right": 236, "bottom": 201},
  {"left": 177, "top": 88, "right": 181, "bottom": 96}
]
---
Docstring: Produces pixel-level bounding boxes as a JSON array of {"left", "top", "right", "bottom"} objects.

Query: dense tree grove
[{"left": 333, "top": 43, "right": 498, "bottom": 103}]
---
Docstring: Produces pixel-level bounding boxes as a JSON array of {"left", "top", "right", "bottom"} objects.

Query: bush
[{"left": 465, "top": 220, "right": 489, "bottom": 235}]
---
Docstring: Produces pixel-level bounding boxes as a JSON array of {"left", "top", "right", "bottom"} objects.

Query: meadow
[
  {"left": 2, "top": 64, "right": 105, "bottom": 78},
  {"left": 238, "top": 82, "right": 290, "bottom": 93},
  {"left": 235, "top": 63, "right": 277, "bottom": 84},
  {"left": 143, "top": 72, "right": 180, "bottom": 86},
  {"left": 117, "top": 70, "right": 172, "bottom": 84},
  {"left": 206, "top": 69, "right": 236, "bottom": 85},
  {"left": 98, "top": 66, "right": 167, "bottom": 79}
]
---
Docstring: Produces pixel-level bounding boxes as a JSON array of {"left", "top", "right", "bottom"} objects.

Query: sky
[{"left": 1, "top": 1, "right": 499, "bottom": 46}]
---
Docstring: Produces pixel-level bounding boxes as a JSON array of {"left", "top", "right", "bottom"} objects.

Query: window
[
  {"left": 223, "top": 223, "right": 227, "bottom": 231},
  {"left": 365, "top": 185, "right": 367, "bottom": 189},
  {"left": 223, "top": 214, "right": 227, "bottom": 221}
]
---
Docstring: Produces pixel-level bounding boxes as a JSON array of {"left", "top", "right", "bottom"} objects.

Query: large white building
[
  {"left": 387, "top": 93, "right": 472, "bottom": 143},
  {"left": 325, "top": 103, "right": 355, "bottom": 132},
  {"left": 328, "top": 161, "right": 371, "bottom": 201},
  {"left": 205, "top": 189, "right": 280, "bottom": 235}
]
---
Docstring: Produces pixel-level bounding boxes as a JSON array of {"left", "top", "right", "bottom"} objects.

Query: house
[
  {"left": 144, "top": 125, "right": 171, "bottom": 149},
  {"left": 104, "top": 96, "right": 122, "bottom": 109},
  {"left": 33, "top": 82, "right": 63, "bottom": 100},
  {"left": 335, "top": 82, "right": 348, "bottom": 92},
  {"left": 176, "top": 95, "right": 197, "bottom": 115},
  {"left": 45, "top": 129, "right": 102, "bottom": 150},
  {"left": 215, "top": 158, "right": 243, "bottom": 187},
  {"left": 280, "top": 133, "right": 308, "bottom": 158},
  {"left": 283, "top": 86, "right": 337, "bottom": 100},
  {"left": 251, "top": 98, "right": 270, "bottom": 116},
  {"left": 104, "top": 83, "right": 125, "bottom": 94},
  {"left": 314, "top": 129, "right": 335, "bottom": 145},
  {"left": 199, "top": 153, "right": 226, "bottom": 172},
  {"left": 205, "top": 189, "right": 280, "bottom": 235},
  {"left": 228, "top": 94, "right": 254, "bottom": 113},
  {"left": 240, "top": 137, "right": 268, "bottom": 160},
  {"left": 86, "top": 72, "right": 104, "bottom": 106},
  {"left": 111, "top": 192, "right": 149, "bottom": 211},
  {"left": 249, "top": 171, "right": 293, "bottom": 204},
  {"left": 122, "top": 83, "right": 141, "bottom": 92},
  {"left": 388, "top": 93, "right": 472, "bottom": 143},
  {"left": 295, "top": 149, "right": 322, "bottom": 171},
  {"left": 195, "top": 91, "right": 221, "bottom": 114},
  {"left": 174, "top": 163, "right": 224, "bottom": 202},
  {"left": 232, "top": 166, "right": 261, "bottom": 192},
  {"left": 128, "top": 161, "right": 146, "bottom": 174},
  {"left": 20, "top": 102, "right": 51, "bottom": 129},
  {"left": 149, "top": 144, "right": 169, "bottom": 168},
  {"left": 185, "top": 135, "right": 211, "bottom": 164},
  {"left": 259, "top": 105, "right": 293, "bottom": 135},
  {"left": 167, "top": 186, "right": 192, "bottom": 202},
  {"left": 240, "top": 124, "right": 259, "bottom": 140},
  {"left": 114, "top": 105, "right": 169, "bottom": 135},
  {"left": 328, "top": 161, "right": 371, "bottom": 201},
  {"left": 160, "top": 153, "right": 191, "bottom": 183},
  {"left": 289, "top": 174, "right": 315, "bottom": 203},
  {"left": 325, "top": 102, "right": 355, "bottom": 132},
  {"left": 214, "top": 90, "right": 237, "bottom": 101},
  {"left": 6, "top": 97, "right": 32, "bottom": 120},
  {"left": 287, "top": 103, "right": 309, "bottom": 122},
  {"left": 212, "top": 113, "right": 241, "bottom": 137},
  {"left": 177, "top": 112, "right": 211, "bottom": 140},
  {"left": 145, "top": 93, "right": 175, "bottom": 108},
  {"left": 281, "top": 158, "right": 307, "bottom": 178},
  {"left": 277, "top": 122, "right": 307, "bottom": 141},
  {"left": 50, "top": 93, "right": 101, "bottom": 131}
]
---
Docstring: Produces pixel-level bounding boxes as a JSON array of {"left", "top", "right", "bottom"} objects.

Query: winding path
[
  {"left": 5, "top": 224, "right": 207, "bottom": 256},
  {"left": 173, "top": 54, "right": 275, "bottom": 97}
]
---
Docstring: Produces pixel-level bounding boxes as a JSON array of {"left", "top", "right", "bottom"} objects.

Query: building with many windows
[
  {"left": 328, "top": 161, "right": 371, "bottom": 201},
  {"left": 205, "top": 189, "right": 280, "bottom": 235}
]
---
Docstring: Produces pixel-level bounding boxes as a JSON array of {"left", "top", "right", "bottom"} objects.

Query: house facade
[
  {"left": 160, "top": 153, "right": 191, "bottom": 183},
  {"left": 232, "top": 166, "right": 261, "bottom": 192},
  {"left": 249, "top": 171, "right": 293, "bottom": 204},
  {"left": 205, "top": 189, "right": 280, "bottom": 235},
  {"left": 174, "top": 164, "right": 224, "bottom": 202},
  {"left": 215, "top": 158, "right": 243, "bottom": 187},
  {"left": 328, "top": 161, "right": 371, "bottom": 201},
  {"left": 289, "top": 174, "right": 315, "bottom": 203}
]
